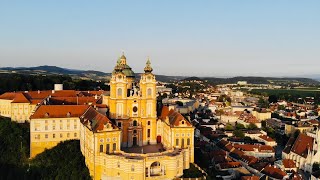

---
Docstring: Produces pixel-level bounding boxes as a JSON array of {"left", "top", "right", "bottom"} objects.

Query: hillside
[
  {"left": 182, "top": 76, "right": 320, "bottom": 85},
  {"left": 0, "top": 66, "right": 110, "bottom": 81},
  {"left": 0, "top": 66, "right": 318, "bottom": 85},
  {"left": 0, "top": 66, "right": 185, "bottom": 82}
]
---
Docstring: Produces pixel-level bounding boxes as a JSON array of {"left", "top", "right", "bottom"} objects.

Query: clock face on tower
[{"left": 133, "top": 106, "right": 138, "bottom": 113}]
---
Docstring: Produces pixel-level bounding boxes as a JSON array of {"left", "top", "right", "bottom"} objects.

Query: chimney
[
  {"left": 95, "top": 94, "right": 98, "bottom": 100},
  {"left": 38, "top": 90, "right": 40, "bottom": 94},
  {"left": 52, "top": 90, "right": 55, "bottom": 94}
]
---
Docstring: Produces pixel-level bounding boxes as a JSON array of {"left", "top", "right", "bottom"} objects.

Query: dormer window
[
  {"left": 45, "top": 113, "right": 49, "bottom": 117},
  {"left": 104, "top": 123, "right": 111, "bottom": 129},
  {"left": 182, "top": 121, "right": 185, "bottom": 125},
  {"left": 67, "top": 112, "right": 71, "bottom": 117}
]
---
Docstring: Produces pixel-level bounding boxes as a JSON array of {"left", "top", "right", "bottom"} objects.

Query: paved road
[{"left": 298, "top": 169, "right": 311, "bottom": 180}]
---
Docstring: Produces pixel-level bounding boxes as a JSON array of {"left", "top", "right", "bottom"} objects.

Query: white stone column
[{"left": 148, "top": 167, "right": 151, "bottom": 177}]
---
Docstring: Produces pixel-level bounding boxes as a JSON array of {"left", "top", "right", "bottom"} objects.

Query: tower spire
[
  {"left": 120, "top": 51, "right": 127, "bottom": 65},
  {"left": 144, "top": 57, "right": 153, "bottom": 73}
]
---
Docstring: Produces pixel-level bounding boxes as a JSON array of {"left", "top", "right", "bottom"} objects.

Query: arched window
[
  {"left": 131, "top": 165, "right": 135, "bottom": 171},
  {"left": 117, "top": 88, "right": 122, "bottom": 97},
  {"left": 187, "top": 138, "right": 190, "bottom": 146},
  {"left": 147, "top": 88, "right": 152, "bottom": 96},
  {"left": 100, "top": 144, "right": 104, "bottom": 152},
  {"left": 113, "top": 143, "right": 116, "bottom": 151},
  {"left": 133, "top": 120, "right": 137, "bottom": 126},
  {"left": 176, "top": 138, "right": 179, "bottom": 146}
]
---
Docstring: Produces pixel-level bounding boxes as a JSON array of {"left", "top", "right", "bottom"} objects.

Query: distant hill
[
  {"left": 0, "top": 66, "right": 186, "bottom": 82},
  {"left": 0, "top": 66, "right": 318, "bottom": 85},
  {"left": 182, "top": 76, "right": 320, "bottom": 85},
  {"left": 0, "top": 66, "right": 110, "bottom": 81}
]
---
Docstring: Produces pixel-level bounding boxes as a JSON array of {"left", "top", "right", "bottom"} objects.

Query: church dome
[{"left": 122, "top": 65, "right": 135, "bottom": 77}]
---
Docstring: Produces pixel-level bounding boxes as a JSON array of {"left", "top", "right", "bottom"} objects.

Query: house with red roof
[{"left": 282, "top": 131, "right": 320, "bottom": 173}]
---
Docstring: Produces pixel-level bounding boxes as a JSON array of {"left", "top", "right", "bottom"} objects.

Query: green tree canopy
[
  {"left": 247, "top": 123, "right": 258, "bottom": 130},
  {"left": 233, "top": 130, "right": 245, "bottom": 138},
  {"left": 235, "top": 123, "right": 246, "bottom": 130},
  {"left": 225, "top": 124, "right": 234, "bottom": 131}
]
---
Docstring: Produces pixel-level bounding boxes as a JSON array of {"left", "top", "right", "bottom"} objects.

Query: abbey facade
[{"left": 81, "top": 54, "right": 194, "bottom": 180}]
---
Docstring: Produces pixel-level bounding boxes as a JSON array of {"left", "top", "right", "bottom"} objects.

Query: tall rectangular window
[
  {"left": 113, "top": 143, "right": 116, "bottom": 151},
  {"left": 116, "top": 103, "right": 123, "bottom": 117},
  {"left": 147, "top": 103, "right": 152, "bottom": 117},
  {"left": 100, "top": 145, "right": 104, "bottom": 152},
  {"left": 147, "top": 129, "right": 151, "bottom": 138},
  {"left": 106, "top": 144, "right": 110, "bottom": 153}
]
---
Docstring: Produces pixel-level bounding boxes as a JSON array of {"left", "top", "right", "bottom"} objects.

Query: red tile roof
[
  {"left": 50, "top": 90, "right": 78, "bottom": 97},
  {"left": 262, "top": 165, "right": 287, "bottom": 179},
  {"left": 233, "top": 144, "right": 274, "bottom": 152},
  {"left": 218, "top": 161, "right": 241, "bottom": 169},
  {"left": 283, "top": 137, "right": 295, "bottom": 154},
  {"left": 288, "top": 170, "right": 303, "bottom": 180},
  {"left": 258, "top": 135, "right": 275, "bottom": 142},
  {"left": 282, "top": 159, "right": 296, "bottom": 168},
  {"left": 49, "top": 97, "right": 99, "bottom": 105},
  {"left": 0, "top": 92, "right": 16, "bottom": 100},
  {"left": 291, "top": 133, "right": 314, "bottom": 158},
  {"left": 240, "top": 155, "right": 258, "bottom": 165},
  {"left": 26, "top": 91, "right": 52, "bottom": 99},
  {"left": 241, "top": 176, "right": 259, "bottom": 180},
  {"left": 80, "top": 106, "right": 118, "bottom": 132},
  {"left": 160, "top": 106, "right": 170, "bottom": 120},
  {"left": 161, "top": 106, "right": 192, "bottom": 127},
  {"left": 12, "top": 93, "right": 30, "bottom": 103},
  {"left": 30, "top": 105, "right": 89, "bottom": 119}
]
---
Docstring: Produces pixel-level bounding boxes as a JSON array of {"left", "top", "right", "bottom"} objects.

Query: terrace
[{"left": 121, "top": 143, "right": 165, "bottom": 154}]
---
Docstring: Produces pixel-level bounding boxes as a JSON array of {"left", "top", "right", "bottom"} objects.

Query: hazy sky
[{"left": 0, "top": 1, "right": 319, "bottom": 77}]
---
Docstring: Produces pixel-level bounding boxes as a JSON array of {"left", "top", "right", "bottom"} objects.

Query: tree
[
  {"left": 278, "top": 105, "right": 286, "bottom": 111},
  {"left": 268, "top": 95, "right": 278, "bottom": 103},
  {"left": 235, "top": 123, "right": 246, "bottom": 130},
  {"left": 313, "top": 163, "right": 320, "bottom": 172},
  {"left": 176, "top": 101, "right": 184, "bottom": 106},
  {"left": 258, "top": 98, "right": 269, "bottom": 108},
  {"left": 247, "top": 123, "right": 258, "bottom": 130},
  {"left": 233, "top": 130, "right": 245, "bottom": 138},
  {"left": 261, "top": 120, "right": 266, "bottom": 128},
  {"left": 225, "top": 124, "right": 234, "bottom": 131},
  {"left": 0, "top": 118, "right": 90, "bottom": 179}
]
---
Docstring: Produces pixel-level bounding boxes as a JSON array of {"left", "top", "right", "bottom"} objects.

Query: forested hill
[
  {"left": 0, "top": 73, "right": 109, "bottom": 94},
  {"left": 0, "top": 66, "right": 319, "bottom": 85},
  {"left": 183, "top": 76, "right": 320, "bottom": 85},
  {"left": 0, "top": 65, "right": 110, "bottom": 81}
]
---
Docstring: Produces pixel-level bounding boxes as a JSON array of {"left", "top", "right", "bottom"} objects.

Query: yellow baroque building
[{"left": 80, "top": 54, "right": 195, "bottom": 180}]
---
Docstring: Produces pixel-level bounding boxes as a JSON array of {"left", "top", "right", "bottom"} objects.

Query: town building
[{"left": 282, "top": 129, "right": 320, "bottom": 173}]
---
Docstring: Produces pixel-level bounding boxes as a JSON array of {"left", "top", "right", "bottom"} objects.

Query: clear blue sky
[{"left": 0, "top": 1, "right": 319, "bottom": 77}]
